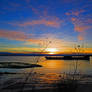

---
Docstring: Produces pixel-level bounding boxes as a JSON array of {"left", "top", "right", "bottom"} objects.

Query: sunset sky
[{"left": 0, "top": 0, "right": 92, "bottom": 54}]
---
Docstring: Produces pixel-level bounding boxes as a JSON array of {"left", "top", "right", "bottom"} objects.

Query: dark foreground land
[
  {"left": 0, "top": 84, "right": 92, "bottom": 92},
  {"left": 0, "top": 73, "right": 92, "bottom": 92}
]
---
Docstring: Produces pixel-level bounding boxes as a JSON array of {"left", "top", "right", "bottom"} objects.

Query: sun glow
[{"left": 46, "top": 48, "right": 58, "bottom": 54}]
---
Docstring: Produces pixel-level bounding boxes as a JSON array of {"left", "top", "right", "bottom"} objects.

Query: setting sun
[{"left": 46, "top": 48, "right": 58, "bottom": 54}]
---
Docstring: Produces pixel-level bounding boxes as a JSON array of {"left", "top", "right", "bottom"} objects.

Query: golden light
[
  {"left": 49, "top": 52, "right": 55, "bottom": 54},
  {"left": 39, "top": 60, "right": 65, "bottom": 70},
  {"left": 46, "top": 48, "right": 58, "bottom": 54}
]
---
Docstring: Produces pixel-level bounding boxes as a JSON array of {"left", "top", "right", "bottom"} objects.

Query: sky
[{"left": 0, "top": 0, "right": 92, "bottom": 54}]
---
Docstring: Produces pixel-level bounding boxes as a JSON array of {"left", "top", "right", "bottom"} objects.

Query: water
[
  {"left": 0, "top": 56, "right": 92, "bottom": 74},
  {"left": 0, "top": 56, "right": 92, "bottom": 91}
]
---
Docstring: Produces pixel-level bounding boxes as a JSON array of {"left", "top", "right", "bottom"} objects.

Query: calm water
[
  {"left": 0, "top": 56, "right": 92, "bottom": 74},
  {"left": 0, "top": 56, "right": 92, "bottom": 91}
]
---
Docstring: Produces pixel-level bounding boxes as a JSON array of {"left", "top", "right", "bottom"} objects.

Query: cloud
[
  {"left": 78, "top": 34, "right": 84, "bottom": 41},
  {"left": 66, "top": 9, "right": 85, "bottom": 16},
  {"left": 0, "top": 30, "right": 64, "bottom": 48},
  {"left": 0, "top": 29, "right": 63, "bottom": 47},
  {"left": 66, "top": 9, "right": 92, "bottom": 40},
  {"left": 74, "top": 26, "right": 90, "bottom": 32},
  {"left": 0, "top": 30, "right": 31, "bottom": 41},
  {"left": 18, "top": 19, "right": 61, "bottom": 28},
  {"left": 71, "top": 17, "right": 92, "bottom": 40},
  {"left": 5, "top": 47, "right": 40, "bottom": 52},
  {"left": 86, "top": 19, "right": 92, "bottom": 24},
  {"left": 31, "top": 7, "right": 40, "bottom": 15},
  {"left": 26, "top": 36, "right": 73, "bottom": 50},
  {"left": 71, "top": 17, "right": 92, "bottom": 31}
]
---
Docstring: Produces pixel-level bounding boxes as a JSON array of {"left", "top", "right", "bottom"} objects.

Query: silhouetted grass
[{"left": 55, "top": 77, "right": 78, "bottom": 92}]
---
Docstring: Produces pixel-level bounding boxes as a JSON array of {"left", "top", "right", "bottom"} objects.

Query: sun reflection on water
[{"left": 39, "top": 60, "right": 64, "bottom": 69}]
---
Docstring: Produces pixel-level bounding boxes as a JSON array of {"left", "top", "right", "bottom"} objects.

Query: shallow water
[
  {"left": 0, "top": 56, "right": 92, "bottom": 74},
  {"left": 0, "top": 56, "right": 92, "bottom": 91}
]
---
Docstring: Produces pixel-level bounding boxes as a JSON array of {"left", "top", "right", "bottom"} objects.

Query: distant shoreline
[{"left": 0, "top": 53, "right": 92, "bottom": 56}]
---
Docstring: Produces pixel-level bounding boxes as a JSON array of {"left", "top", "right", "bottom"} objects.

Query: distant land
[
  {"left": 0, "top": 52, "right": 43, "bottom": 56},
  {"left": 0, "top": 52, "right": 92, "bottom": 56}
]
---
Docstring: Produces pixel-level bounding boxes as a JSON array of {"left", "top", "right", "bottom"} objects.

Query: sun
[{"left": 45, "top": 48, "right": 58, "bottom": 54}]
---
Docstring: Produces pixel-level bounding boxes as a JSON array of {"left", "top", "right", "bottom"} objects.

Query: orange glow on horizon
[
  {"left": 45, "top": 48, "right": 58, "bottom": 54},
  {"left": 0, "top": 47, "right": 92, "bottom": 54}
]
